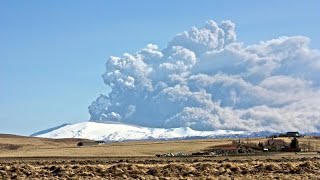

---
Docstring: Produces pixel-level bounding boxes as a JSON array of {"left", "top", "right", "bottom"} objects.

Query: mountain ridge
[
  {"left": 34, "top": 121, "right": 255, "bottom": 141},
  {"left": 31, "top": 123, "right": 70, "bottom": 137}
]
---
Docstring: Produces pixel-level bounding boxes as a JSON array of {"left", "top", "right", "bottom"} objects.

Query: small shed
[
  {"left": 95, "top": 140, "right": 106, "bottom": 145},
  {"left": 77, "top": 142, "right": 84, "bottom": 147}
]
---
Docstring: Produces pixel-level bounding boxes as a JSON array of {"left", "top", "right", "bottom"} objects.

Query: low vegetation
[
  {"left": 0, "top": 134, "right": 320, "bottom": 179},
  {"left": 0, "top": 157, "right": 320, "bottom": 179}
]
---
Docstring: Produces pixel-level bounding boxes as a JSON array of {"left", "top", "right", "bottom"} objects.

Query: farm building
[
  {"left": 95, "top": 140, "right": 106, "bottom": 144},
  {"left": 264, "top": 138, "right": 287, "bottom": 151},
  {"left": 285, "top": 132, "right": 301, "bottom": 137},
  {"left": 76, "top": 140, "right": 104, "bottom": 147},
  {"left": 212, "top": 144, "right": 255, "bottom": 154}
]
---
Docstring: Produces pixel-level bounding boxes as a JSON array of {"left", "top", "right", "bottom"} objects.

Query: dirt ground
[
  {"left": 1, "top": 134, "right": 320, "bottom": 179},
  {"left": 1, "top": 156, "right": 320, "bottom": 179}
]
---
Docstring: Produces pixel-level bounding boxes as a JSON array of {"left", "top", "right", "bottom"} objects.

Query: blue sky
[{"left": 1, "top": 0, "right": 319, "bottom": 135}]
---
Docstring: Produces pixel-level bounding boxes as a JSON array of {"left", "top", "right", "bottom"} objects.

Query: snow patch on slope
[{"left": 35, "top": 121, "right": 249, "bottom": 141}]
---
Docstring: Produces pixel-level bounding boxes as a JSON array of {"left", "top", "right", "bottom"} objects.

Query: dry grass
[
  {"left": 0, "top": 135, "right": 247, "bottom": 157},
  {"left": 1, "top": 134, "right": 320, "bottom": 157},
  {"left": 1, "top": 134, "right": 320, "bottom": 179},
  {"left": 0, "top": 157, "right": 320, "bottom": 179}
]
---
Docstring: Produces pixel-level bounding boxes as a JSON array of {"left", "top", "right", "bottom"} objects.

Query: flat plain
[{"left": 1, "top": 134, "right": 320, "bottom": 179}]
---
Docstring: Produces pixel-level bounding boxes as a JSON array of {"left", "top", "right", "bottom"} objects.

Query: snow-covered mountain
[
  {"left": 34, "top": 121, "right": 254, "bottom": 141},
  {"left": 30, "top": 123, "right": 70, "bottom": 137}
]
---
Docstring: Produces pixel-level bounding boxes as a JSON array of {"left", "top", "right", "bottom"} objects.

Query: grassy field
[
  {"left": 1, "top": 134, "right": 320, "bottom": 157},
  {"left": 1, "top": 134, "right": 320, "bottom": 179}
]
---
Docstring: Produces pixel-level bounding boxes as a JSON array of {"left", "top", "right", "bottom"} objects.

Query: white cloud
[
  {"left": 89, "top": 20, "right": 320, "bottom": 133},
  {"left": 167, "top": 20, "right": 236, "bottom": 55}
]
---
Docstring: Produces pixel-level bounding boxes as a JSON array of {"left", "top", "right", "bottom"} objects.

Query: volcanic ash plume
[{"left": 89, "top": 20, "right": 320, "bottom": 133}]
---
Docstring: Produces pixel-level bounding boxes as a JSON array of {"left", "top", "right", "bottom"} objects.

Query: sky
[{"left": 0, "top": 1, "right": 319, "bottom": 135}]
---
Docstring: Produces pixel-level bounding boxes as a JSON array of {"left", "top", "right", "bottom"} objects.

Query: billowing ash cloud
[{"left": 89, "top": 20, "right": 320, "bottom": 133}]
